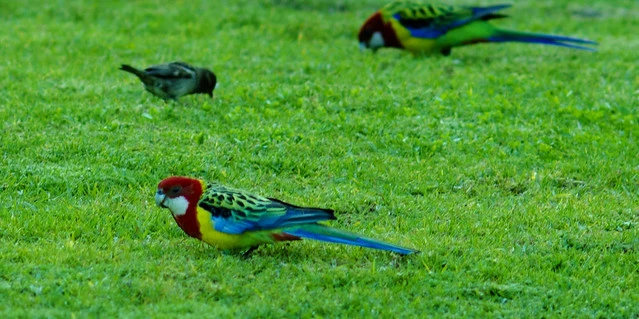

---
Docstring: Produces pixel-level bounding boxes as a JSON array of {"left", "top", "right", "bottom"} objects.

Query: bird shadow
[{"left": 233, "top": 243, "right": 420, "bottom": 267}]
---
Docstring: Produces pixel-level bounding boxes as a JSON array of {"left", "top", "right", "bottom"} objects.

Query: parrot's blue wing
[
  {"left": 199, "top": 184, "right": 335, "bottom": 234},
  {"left": 388, "top": 3, "right": 511, "bottom": 39}
]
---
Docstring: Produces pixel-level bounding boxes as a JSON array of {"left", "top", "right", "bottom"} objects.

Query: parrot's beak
[
  {"left": 359, "top": 42, "right": 367, "bottom": 52},
  {"left": 155, "top": 190, "right": 167, "bottom": 208}
]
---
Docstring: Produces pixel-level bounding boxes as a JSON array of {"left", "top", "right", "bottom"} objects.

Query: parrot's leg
[{"left": 241, "top": 246, "right": 259, "bottom": 258}]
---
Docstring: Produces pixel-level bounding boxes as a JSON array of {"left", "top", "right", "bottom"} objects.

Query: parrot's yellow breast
[
  {"left": 195, "top": 207, "right": 275, "bottom": 250},
  {"left": 389, "top": 19, "right": 438, "bottom": 54}
]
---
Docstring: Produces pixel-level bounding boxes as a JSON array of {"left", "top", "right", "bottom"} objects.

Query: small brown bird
[{"left": 119, "top": 61, "right": 217, "bottom": 100}]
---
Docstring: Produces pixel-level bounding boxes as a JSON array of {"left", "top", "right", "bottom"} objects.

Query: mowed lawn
[{"left": 1, "top": 0, "right": 638, "bottom": 317}]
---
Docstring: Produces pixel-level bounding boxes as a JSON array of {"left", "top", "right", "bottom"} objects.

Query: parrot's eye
[{"left": 170, "top": 186, "right": 181, "bottom": 195}]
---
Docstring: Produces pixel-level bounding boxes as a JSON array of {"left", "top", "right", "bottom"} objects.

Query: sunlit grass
[{"left": 1, "top": 0, "right": 638, "bottom": 317}]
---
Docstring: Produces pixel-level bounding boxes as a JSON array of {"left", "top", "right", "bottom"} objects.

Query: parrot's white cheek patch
[
  {"left": 369, "top": 32, "right": 385, "bottom": 49},
  {"left": 165, "top": 196, "right": 189, "bottom": 216}
]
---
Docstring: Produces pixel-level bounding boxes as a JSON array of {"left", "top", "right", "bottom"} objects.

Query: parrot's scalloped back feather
[{"left": 200, "top": 183, "right": 335, "bottom": 234}]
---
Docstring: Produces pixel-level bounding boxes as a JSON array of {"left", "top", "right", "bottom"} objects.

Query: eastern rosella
[
  {"left": 155, "top": 176, "right": 418, "bottom": 256},
  {"left": 120, "top": 61, "right": 217, "bottom": 100},
  {"left": 358, "top": 1, "right": 597, "bottom": 55}
]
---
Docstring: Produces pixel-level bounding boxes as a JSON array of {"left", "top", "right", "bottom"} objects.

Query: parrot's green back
[{"left": 434, "top": 21, "right": 498, "bottom": 51}]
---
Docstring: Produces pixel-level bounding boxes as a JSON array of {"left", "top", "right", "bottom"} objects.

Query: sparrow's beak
[{"left": 155, "top": 190, "right": 167, "bottom": 208}]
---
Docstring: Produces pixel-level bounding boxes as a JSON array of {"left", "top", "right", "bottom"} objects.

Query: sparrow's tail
[
  {"left": 490, "top": 29, "right": 598, "bottom": 51},
  {"left": 283, "top": 223, "right": 418, "bottom": 255},
  {"left": 119, "top": 64, "right": 149, "bottom": 81}
]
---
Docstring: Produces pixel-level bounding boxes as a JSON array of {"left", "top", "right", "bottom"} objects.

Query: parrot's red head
[
  {"left": 155, "top": 176, "right": 204, "bottom": 217},
  {"left": 358, "top": 12, "right": 401, "bottom": 52}
]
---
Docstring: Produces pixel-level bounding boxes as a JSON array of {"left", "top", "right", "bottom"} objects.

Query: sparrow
[{"left": 119, "top": 61, "right": 217, "bottom": 100}]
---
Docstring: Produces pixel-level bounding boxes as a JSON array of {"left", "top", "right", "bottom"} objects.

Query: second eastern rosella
[
  {"left": 155, "top": 176, "right": 418, "bottom": 256},
  {"left": 358, "top": 1, "right": 597, "bottom": 56}
]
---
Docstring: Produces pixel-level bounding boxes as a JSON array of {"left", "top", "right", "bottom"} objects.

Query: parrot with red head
[
  {"left": 155, "top": 176, "right": 418, "bottom": 256},
  {"left": 358, "top": 1, "right": 597, "bottom": 56}
]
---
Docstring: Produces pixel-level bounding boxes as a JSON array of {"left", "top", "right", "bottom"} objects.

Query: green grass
[{"left": 1, "top": 0, "right": 638, "bottom": 317}]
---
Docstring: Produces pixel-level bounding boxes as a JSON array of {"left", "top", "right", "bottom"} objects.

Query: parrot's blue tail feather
[
  {"left": 285, "top": 225, "right": 418, "bottom": 255},
  {"left": 490, "top": 30, "right": 598, "bottom": 51}
]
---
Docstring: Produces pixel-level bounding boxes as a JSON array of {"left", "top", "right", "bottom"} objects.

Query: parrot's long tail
[
  {"left": 284, "top": 224, "right": 418, "bottom": 255},
  {"left": 490, "top": 29, "right": 597, "bottom": 51}
]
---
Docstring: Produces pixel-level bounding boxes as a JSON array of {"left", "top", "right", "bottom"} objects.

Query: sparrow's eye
[{"left": 170, "top": 186, "right": 181, "bottom": 195}]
